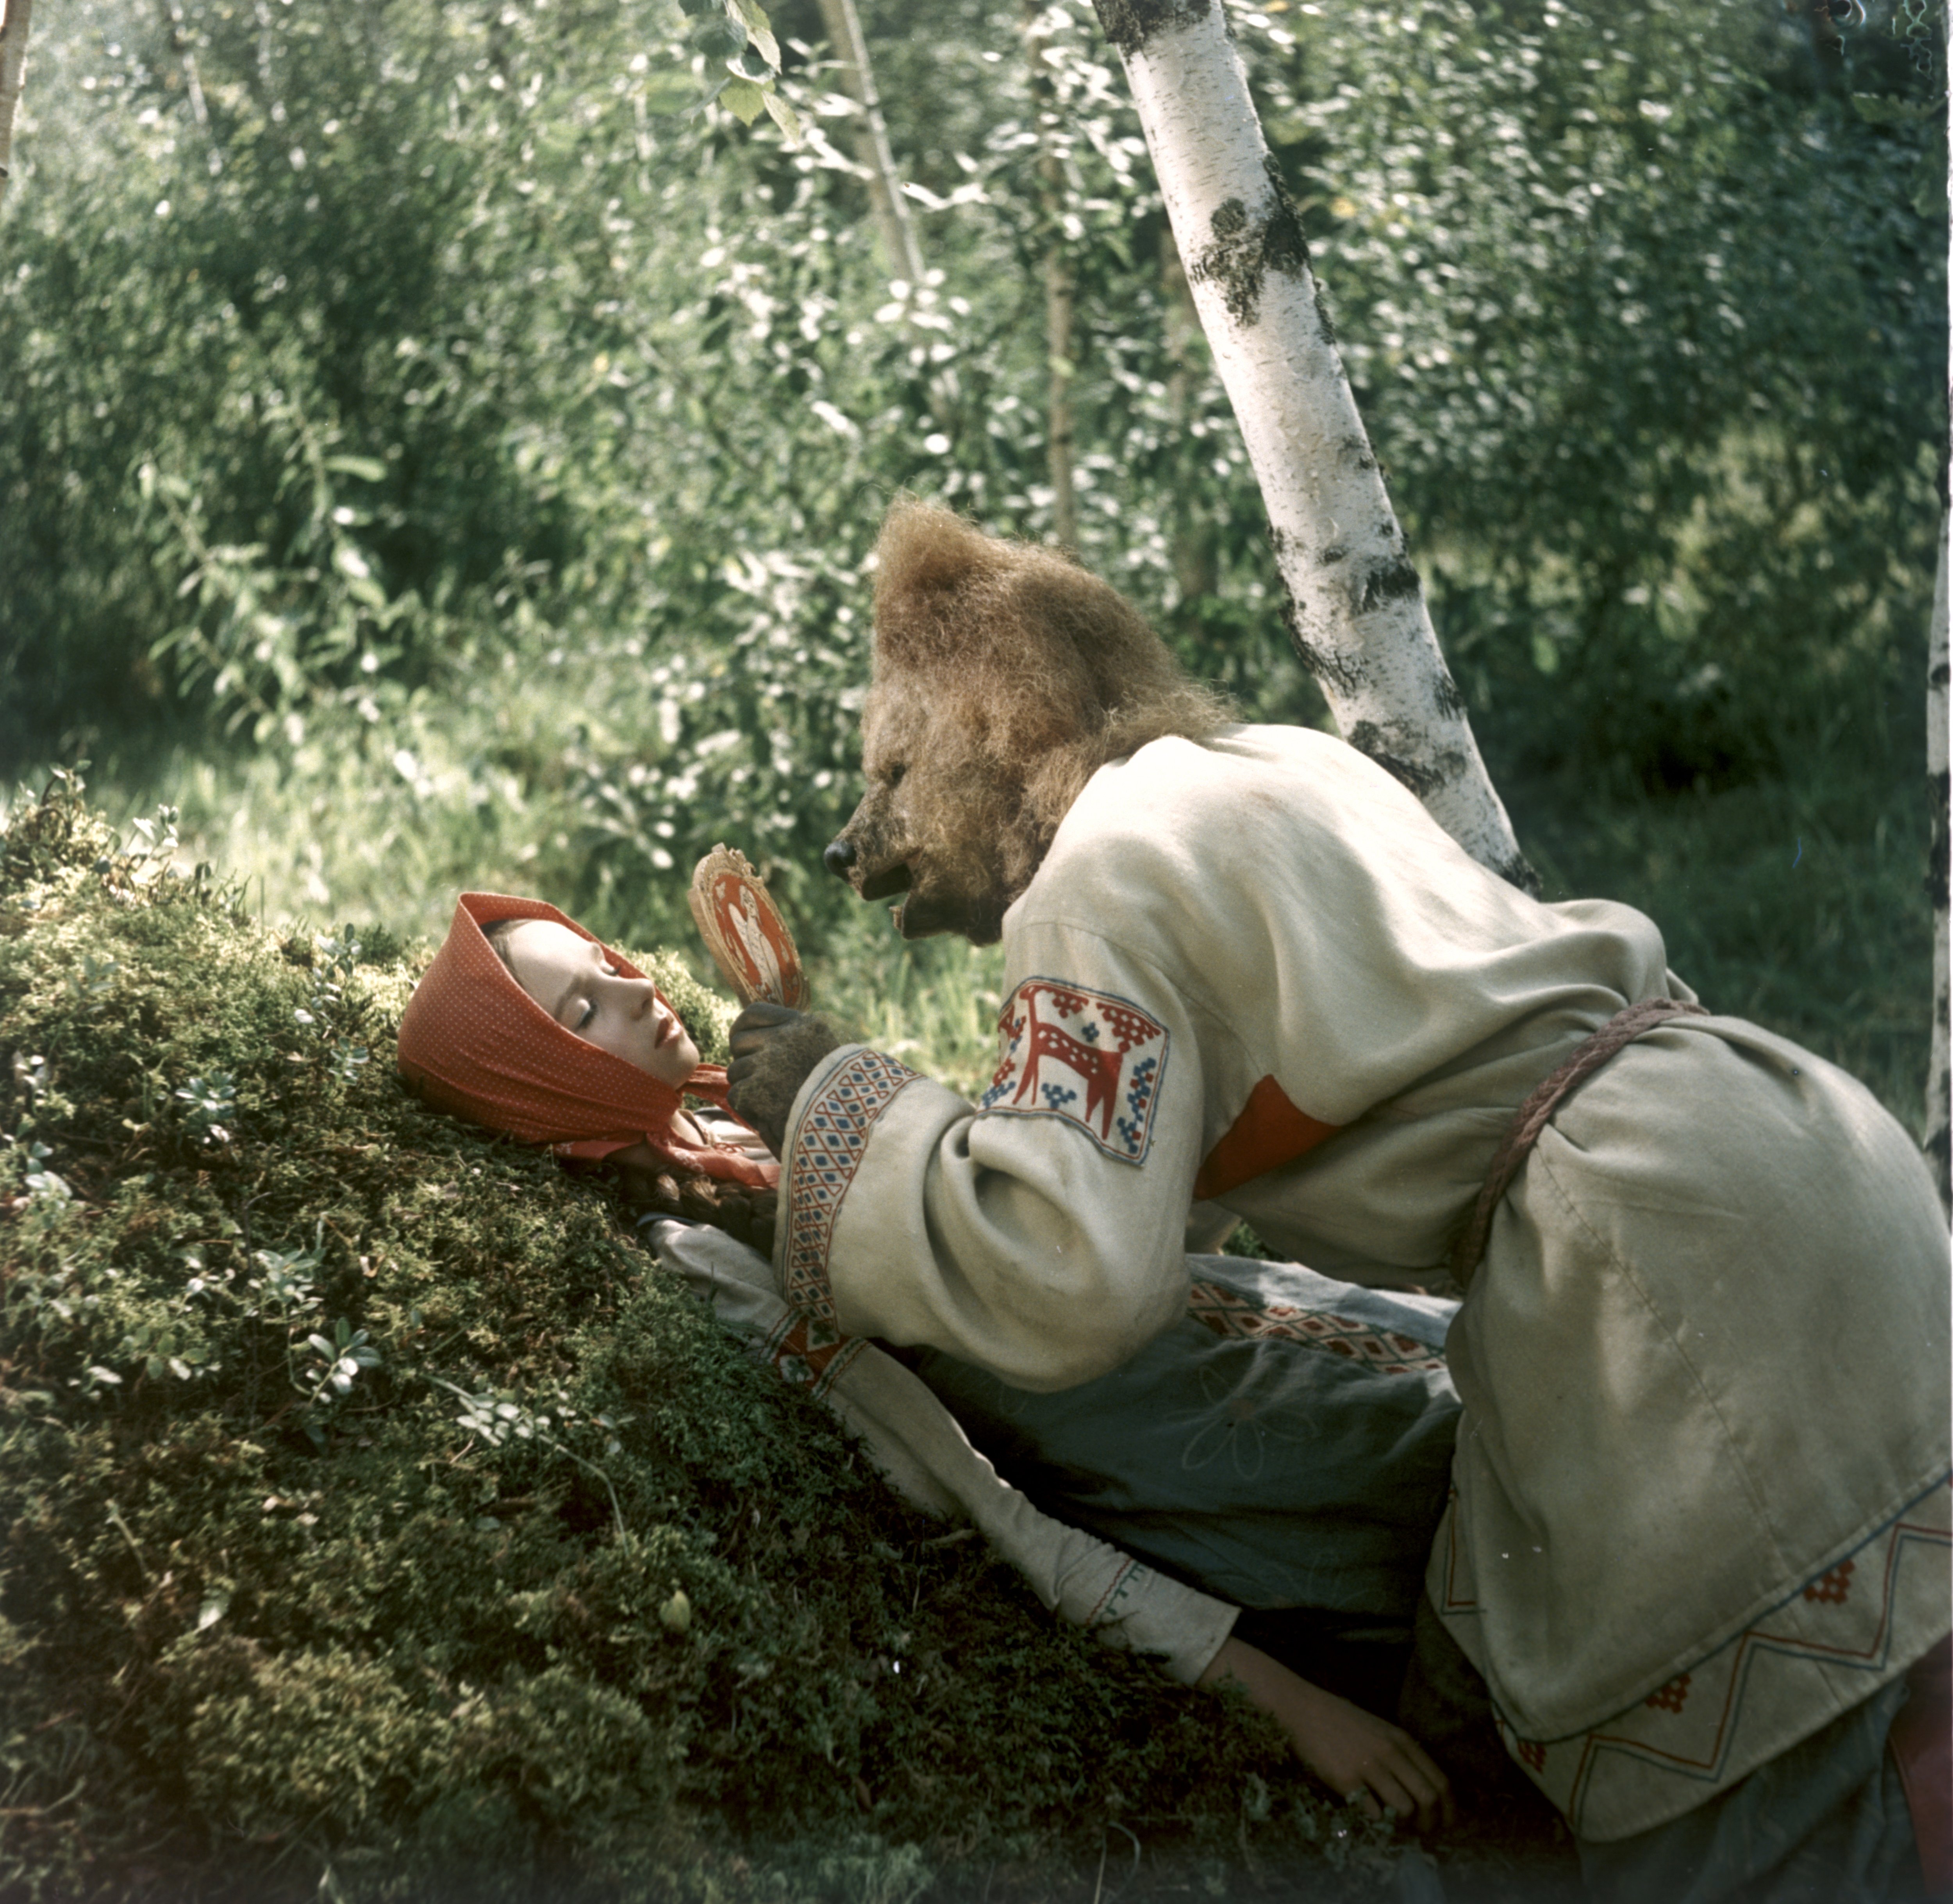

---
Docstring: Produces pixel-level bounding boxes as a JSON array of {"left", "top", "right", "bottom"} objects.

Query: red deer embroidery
[{"left": 1011, "top": 988, "right": 1156, "bottom": 1139}]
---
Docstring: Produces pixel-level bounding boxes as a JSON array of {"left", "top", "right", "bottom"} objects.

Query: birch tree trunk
[
  {"left": 1025, "top": 4, "right": 1078, "bottom": 548},
  {"left": 0, "top": 0, "right": 33, "bottom": 211},
  {"left": 1089, "top": 0, "right": 1532, "bottom": 888},
  {"left": 815, "top": 0, "right": 925, "bottom": 287},
  {"left": 1926, "top": 504, "right": 1949, "bottom": 1211}
]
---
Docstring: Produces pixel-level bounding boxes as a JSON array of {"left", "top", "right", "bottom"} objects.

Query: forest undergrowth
[{"left": 0, "top": 773, "right": 1601, "bottom": 1904}]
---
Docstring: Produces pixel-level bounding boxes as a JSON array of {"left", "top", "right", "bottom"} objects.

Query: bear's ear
[{"left": 872, "top": 498, "right": 1001, "bottom": 652}]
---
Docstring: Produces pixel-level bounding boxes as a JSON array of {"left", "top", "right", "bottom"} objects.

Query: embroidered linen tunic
[{"left": 774, "top": 723, "right": 1953, "bottom": 1841}]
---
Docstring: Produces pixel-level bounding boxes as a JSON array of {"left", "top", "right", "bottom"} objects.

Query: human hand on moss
[
  {"left": 1198, "top": 1636, "right": 1453, "bottom": 1834},
  {"left": 725, "top": 1003, "right": 845, "bottom": 1157}
]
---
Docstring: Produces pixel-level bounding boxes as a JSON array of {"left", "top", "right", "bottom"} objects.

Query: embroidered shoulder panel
[
  {"left": 1187, "top": 1278, "right": 1447, "bottom": 1375},
  {"left": 978, "top": 977, "right": 1169, "bottom": 1165},
  {"left": 783, "top": 1048, "right": 922, "bottom": 1324}
]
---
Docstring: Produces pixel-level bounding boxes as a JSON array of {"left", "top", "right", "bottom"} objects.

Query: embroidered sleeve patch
[{"left": 978, "top": 977, "right": 1170, "bottom": 1165}]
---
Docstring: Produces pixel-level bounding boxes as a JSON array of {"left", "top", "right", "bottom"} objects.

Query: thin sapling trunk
[{"left": 816, "top": 0, "right": 924, "bottom": 287}]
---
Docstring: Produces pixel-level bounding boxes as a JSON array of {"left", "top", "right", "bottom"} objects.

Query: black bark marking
[
  {"left": 1262, "top": 153, "right": 1311, "bottom": 276},
  {"left": 1351, "top": 553, "right": 1423, "bottom": 617},
  {"left": 1093, "top": 0, "right": 1210, "bottom": 58},
  {"left": 1313, "top": 277, "right": 1338, "bottom": 347},
  {"left": 1925, "top": 1123, "right": 1950, "bottom": 1219},
  {"left": 1494, "top": 848, "right": 1544, "bottom": 898},
  {"left": 1272, "top": 518, "right": 1349, "bottom": 568},
  {"left": 1432, "top": 669, "right": 1466, "bottom": 719},
  {"left": 1279, "top": 589, "right": 1366, "bottom": 695},
  {"left": 1189, "top": 168, "right": 1311, "bottom": 329},
  {"left": 1339, "top": 434, "right": 1376, "bottom": 475},
  {"left": 1347, "top": 720, "right": 1449, "bottom": 798}
]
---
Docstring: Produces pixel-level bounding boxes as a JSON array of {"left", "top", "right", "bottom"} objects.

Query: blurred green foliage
[{"left": 0, "top": 2, "right": 1941, "bottom": 1043}]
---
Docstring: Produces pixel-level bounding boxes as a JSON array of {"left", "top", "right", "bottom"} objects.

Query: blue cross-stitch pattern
[
  {"left": 1040, "top": 1082, "right": 1078, "bottom": 1111},
  {"left": 1125, "top": 1056, "right": 1158, "bottom": 1119}
]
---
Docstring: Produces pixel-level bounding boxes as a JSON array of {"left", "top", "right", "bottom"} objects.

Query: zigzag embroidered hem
[{"left": 1433, "top": 1472, "right": 1953, "bottom": 1841}]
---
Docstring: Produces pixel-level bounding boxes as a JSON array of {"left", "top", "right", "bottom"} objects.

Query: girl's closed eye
[{"left": 494, "top": 917, "right": 700, "bottom": 1087}]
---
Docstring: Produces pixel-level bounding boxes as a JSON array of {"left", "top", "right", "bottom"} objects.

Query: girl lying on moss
[{"left": 396, "top": 892, "right": 1460, "bottom": 1830}]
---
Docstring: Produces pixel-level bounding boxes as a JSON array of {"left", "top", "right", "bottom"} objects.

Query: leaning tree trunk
[
  {"left": 0, "top": 0, "right": 33, "bottom": 210},
  {"left": 815, "top": 0, "right": 925, "bottom": 287},
  {"left": 1089, "top": 0, "right": 1532, "bottom": 888},
  {"left": 1927, "top": 504, "right": 1949, "bottom": 1212}
]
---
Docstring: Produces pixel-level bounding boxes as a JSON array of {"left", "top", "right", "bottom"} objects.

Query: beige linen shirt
[{"left": 774, "top": 725, "right": 1951, "bottom": 1838}]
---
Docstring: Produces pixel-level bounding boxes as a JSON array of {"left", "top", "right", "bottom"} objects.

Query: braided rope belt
[{"left": 1447, "top": 997, "right": 1710, "bottom": 1287}]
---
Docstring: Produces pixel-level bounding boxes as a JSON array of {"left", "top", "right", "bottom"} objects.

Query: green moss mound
[{"left": 0, "top": 778, "right": 1407, "bottom": 1904}]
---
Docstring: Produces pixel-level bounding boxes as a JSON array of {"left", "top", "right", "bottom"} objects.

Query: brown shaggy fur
[{"left": 831, "top": 498, "right": 1233, "bottom": 942}]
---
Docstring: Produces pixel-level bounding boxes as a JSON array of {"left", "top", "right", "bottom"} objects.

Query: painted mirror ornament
[{"left": 688, "top": 844, "right": 809, "bottom": 1010}]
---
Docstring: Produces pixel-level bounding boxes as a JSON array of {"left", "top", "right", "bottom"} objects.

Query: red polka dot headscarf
[{"left": 396, "top": 892, "right": 775, "bottom": 1189}]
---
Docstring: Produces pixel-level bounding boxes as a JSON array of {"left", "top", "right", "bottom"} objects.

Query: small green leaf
[
  {"left": 719, "top": 77, "right": 766, "bottom": 125},
  {"left": 321, "top": 455, "right": 386, "bottom": 482},
  {"left": 691, "top": 14, "right": 746, "bottom": 57},
  {"left": 726, "top": 0, "right": 780, "bottom": 70},
  {"left": 196, "top": 1586, "right": 231, "bottom": 1631},
  {"left": 761, "top": 89, "right": 802, "bottom": 144}
]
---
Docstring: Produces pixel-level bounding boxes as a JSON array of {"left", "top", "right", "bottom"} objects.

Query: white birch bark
[
  {"left": 1090, "top": 0, "right": 1532, "bottom": 887},
  {"left": 1926, "top": 503, "right": 1949, "bottom": 1211},
  {"left": 815, "top": 0, "right": 925, "bottom": 288},
  {"left": 0, "top": 0, "right": 33, "bottom": 211}
]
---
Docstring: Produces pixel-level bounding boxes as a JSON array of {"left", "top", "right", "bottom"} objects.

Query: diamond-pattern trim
[{"left": 783, "top": 1049, "right": 923, "bottom": 1323}]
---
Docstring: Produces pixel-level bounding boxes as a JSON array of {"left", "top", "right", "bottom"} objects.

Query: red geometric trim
[
  {"left": 1186, "top": 1279, "right": 1446, "bottom": 1375},
  {"left": 782, "top": 1049, "right": 922, "bottom": 1324},
  {"left": 761, "top": 1307, "right": 864, "bottom": 1402},
  {"left": 1481, "top": 1476, "right": 1953, "bottom": 1829},
  {"left": 1569, "top": 1513, "right": 1950, "bottom": 1795},
  {"left": 1437, "top": 1483, "right": 1478, "bottom": 1613},
  {"left": 1083, "top": 1559, "right": 1146, "bottom": 1631}
]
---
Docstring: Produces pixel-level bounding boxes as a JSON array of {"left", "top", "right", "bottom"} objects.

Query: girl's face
[{"left": 499, "top": 920, "right": 700, "bottom": 1087}]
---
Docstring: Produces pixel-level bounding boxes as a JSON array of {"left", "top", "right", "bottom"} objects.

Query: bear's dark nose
[{"left": 823, "top": 838, "right": 858, "bottom": 880}]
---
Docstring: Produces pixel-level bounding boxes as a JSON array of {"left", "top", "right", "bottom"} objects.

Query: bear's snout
[{"left": 823, "top": 838, "right": 857, "bottom": 880}]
